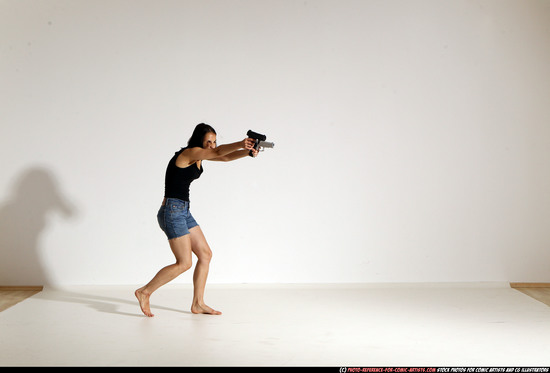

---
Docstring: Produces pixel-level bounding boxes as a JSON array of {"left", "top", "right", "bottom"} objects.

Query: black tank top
[{"left": 164, "top": 148, "right": 203, "bottom": 201}]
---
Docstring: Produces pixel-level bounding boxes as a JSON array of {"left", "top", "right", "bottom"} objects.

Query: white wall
[{"left": 1, "top": 0, "right": 549, "bottom": 286}]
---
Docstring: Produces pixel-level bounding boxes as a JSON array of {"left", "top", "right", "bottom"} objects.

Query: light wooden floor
[
  {"left": 0, "top": 287, "right": 43, "bottom": 312},
  {"left": 510, "top": 284, "right": 550, "bottom": 307},
  {"left": 1, "top": 285, "right": 549, "bottom": 312}
]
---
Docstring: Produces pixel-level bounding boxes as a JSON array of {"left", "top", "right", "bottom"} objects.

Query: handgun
[{"left": 247, "top": 130, "right": 275, "bottom": 156}]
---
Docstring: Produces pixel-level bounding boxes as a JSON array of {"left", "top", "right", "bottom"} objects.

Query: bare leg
[
  {"left": 136, "top": 235, "right": 193, "bottom": 317},
  {"left": 189, "top": 226, "right": 221, "bottom": 315}
]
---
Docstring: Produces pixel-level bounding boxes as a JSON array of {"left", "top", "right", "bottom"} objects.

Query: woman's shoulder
[{"left": 175, "top": 147, "right": 200, "bottom": 168}]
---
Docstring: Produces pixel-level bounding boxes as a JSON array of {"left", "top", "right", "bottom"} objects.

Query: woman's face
[{"left": 202, "top": 132, "right": 217, "bottom": 149}]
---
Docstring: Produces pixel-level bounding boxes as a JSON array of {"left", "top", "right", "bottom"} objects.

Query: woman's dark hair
[{"left": 187, "top": 123, "right": 217, "bottom": 148}]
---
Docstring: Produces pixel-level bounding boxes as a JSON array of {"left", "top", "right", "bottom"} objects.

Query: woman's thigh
[
  {"left": 168, "top": 234, "right": 193, "bottom": 266},
  {"left": 189, "top": 226, "right": 212, "bottom": 261}
]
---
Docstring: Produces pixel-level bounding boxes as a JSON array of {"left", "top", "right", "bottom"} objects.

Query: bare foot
[
  {"left": 135, "top": 288, "right": 154, "bottom": 317},
  {"left": 191, "top": 302, "right": 222, "bottom": 315}
]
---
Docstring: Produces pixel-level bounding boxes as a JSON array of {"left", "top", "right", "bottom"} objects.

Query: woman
[{"left": 135, "top": 123, "right": 258, "bottom": 317}]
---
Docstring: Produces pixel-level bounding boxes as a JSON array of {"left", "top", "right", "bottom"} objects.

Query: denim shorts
[{"left": 157, "top": 198, "right": 199, "bottom": 240}]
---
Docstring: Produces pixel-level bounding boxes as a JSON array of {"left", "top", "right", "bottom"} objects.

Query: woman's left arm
[{"left": 210, "top": 149, "right": 258, "bottom": 162}]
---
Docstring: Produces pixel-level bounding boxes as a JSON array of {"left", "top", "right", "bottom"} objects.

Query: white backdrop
[{"left": 1, "top": 0, "right": 549, "bottom": 286}]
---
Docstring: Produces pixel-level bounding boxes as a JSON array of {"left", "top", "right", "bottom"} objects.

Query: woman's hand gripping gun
[{"left": 247, "top": 130, "right": 275, "bottom": 157}]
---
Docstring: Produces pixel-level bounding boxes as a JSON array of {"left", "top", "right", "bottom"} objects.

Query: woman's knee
[
  {"left": 175, "top": 260, "right": 192, "bottom": 273},
  {"left": 198, "top": 247, "right": 212, "bottom": 263}
]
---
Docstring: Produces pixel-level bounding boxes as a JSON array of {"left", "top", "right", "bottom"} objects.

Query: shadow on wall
[{"left": 0, "top": 167, "right": 77, "bottom": 286}]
